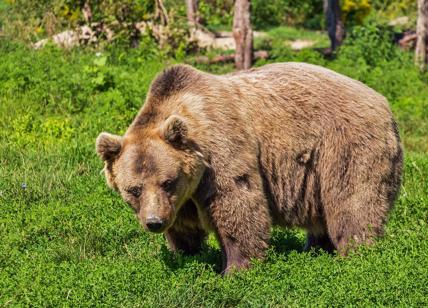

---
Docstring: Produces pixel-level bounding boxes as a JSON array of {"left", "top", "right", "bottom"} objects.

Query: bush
[
  {"left": 252, "top": 0, "right": 324, "bottom": 29},
  {"left": 338, "top": 23, "right": 398, "bottom": 67},
  {"left": 369, "top": 0, "right": 417, "bottom": 28},
  {"left": 342, "top": 0, "right": 371, "bottom": 25}
]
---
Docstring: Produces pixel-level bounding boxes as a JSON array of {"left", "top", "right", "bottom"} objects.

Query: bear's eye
[
  {"left": 126, "top": 186, "right": 142, "bottom": 198},
  {"left": 161, "top": 179, "right": 176, "bottom": 193}
]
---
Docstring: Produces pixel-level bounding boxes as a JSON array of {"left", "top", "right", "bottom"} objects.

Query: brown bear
[{"left": 96, "top": 63, "right": 403, "bottom": 274}]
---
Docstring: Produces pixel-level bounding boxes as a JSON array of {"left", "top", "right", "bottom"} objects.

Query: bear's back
[
  {"left": 213, "top": 62, "right": 395, "bottom": 147},
  {"left": 223, "top": 62, "right": 389, "bottom": 115}
]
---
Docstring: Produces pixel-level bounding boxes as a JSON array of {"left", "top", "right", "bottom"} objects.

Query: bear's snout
[
  {"left": 137, "top": 189, "right": 175, "bottom": 233},
  {"left": 145, "top": 216, "right": 165, "bottom": 233}
]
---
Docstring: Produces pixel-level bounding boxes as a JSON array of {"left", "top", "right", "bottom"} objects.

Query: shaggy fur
[{"left": 96, "top": 63, "right": 403, "bottom": 274}]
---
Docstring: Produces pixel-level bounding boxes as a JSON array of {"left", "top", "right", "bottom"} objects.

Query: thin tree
[
  {"left": 186, "top": 0, "right": 200, "bottom": 28},
  {"left": 155, "top": 0, "right": 169, "bottom": 26},
  {"left": 233, "top": 0, "right": 253, "bottom": 70},
  {"left": 82, "top": 1, "right": 92, "bottom": 23},
  {"left": 416, "top": 0, "right": 428, "bottom": 70},
  {"left": 324, "top": 0, "right": 345, "bottom": 52}
]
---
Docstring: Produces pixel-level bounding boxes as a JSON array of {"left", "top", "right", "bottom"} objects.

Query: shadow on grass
[
  {"left": 160, "top": 243, "right": 223, "bottom": 273},
  {"left": 270, "top": 228, "right": 305, "bottom": 255},
  {"left": 159, "top": 227, "right": 311, "bottom": 273}
]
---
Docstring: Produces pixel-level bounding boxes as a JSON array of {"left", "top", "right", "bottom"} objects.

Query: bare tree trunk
[
  {"left": 186, "top": 0, "right": 200, "bottom": 28},
  {"left": 324, "top": 0, "right": 345, "bottom": 52},
  {"left": 82, "top": 1, "right": 92, "bottom": 23},
  {"left": 416, "top": 0, "right": 428, "bottom": 70},
  {"left": 155, "top": 0, "right": 169, "bottom": 26},
  {"left": 233, "top": 0, "right": 253, "bottom": 70}
]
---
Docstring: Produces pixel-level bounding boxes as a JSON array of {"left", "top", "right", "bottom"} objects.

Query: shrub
[
  {"left": 251, "top": 0, "right": 324, "bottom": 29},
  {"left": 342, "top": 0, "right": 371, "bottom": 25},
  {"left": 338, "top": 23, "right": 398, "bottom": 67}
]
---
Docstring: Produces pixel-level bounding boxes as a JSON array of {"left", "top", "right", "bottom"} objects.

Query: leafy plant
[{"left": 342, "top": 0, "right": 371, "bottom": 25}]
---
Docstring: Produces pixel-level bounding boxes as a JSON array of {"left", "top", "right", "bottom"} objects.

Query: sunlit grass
[{"left": 1, "top": 34, "right": 427, "bottom": 306}]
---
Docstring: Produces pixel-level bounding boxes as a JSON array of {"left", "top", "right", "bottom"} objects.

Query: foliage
[
  {"left": 0, "top": 0, "right": 154, "bottom": 42},
  {"left": 197, "top": 0, "right": 234, "bottom": 30},
  {"left": 337, "top": 23, "right": 398, "bottom": 67},
  {"left": 174, "top": 0, "right": 325, "bottom": 31},
  {"left": 0, "top": 0, "right": 190, "bottom": 56},
  {"left": 341, "top": 0, "right": 371, "bottom": 25},
  {"left": 1, "top": 23, "right": 428, "bottom": 306},
  {"left": 370, "top": 0, "right": 417, "bottom": 28},
  {"left": 0, "top": 0, "right": 417, "bottom": 54},
  {"left": 251, "top": 0, "right": 324, "bottom": 30}
]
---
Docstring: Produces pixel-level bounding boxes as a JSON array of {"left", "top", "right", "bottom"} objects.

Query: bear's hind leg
[
  {"left": 321, "top": 145, "right": 396, "bottom": 255},
  {"left": 325, "top": 201, "right": 386, "bottom": 256}
]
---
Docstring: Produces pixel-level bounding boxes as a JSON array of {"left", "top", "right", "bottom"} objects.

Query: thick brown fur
[{"left": 96, "top": 63, "right": 403, "bottom": 274}]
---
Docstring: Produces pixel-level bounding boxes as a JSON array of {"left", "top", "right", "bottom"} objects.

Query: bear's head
[{"left": 96, "top": 114, "right": 206, "bottom": 233}]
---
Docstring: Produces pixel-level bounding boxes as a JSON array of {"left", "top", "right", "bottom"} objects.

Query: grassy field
[{"left": 1, "top": 27, "right": 428, "bottom": 306}]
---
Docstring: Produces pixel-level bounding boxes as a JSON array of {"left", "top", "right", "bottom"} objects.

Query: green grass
[
  {"left": 262, "top": 26, "right": 329, "bottom": 49},
  {"left": 1, "top": 29, "right": 428, "bottom": 306}
]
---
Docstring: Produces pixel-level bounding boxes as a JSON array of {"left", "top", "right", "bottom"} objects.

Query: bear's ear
[
  {"left": 160, "top": 115, "right": 188, "bottom": 147},
  {"left": 96, "top": 132, "right": 123, "bottom": 161}
]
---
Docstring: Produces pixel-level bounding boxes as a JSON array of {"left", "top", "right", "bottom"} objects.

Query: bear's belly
[{"left": 259, "top": 147, "right": 323, "bottom": 229}]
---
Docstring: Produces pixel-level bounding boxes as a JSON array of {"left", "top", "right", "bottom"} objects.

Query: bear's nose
[{"left": 146, "top": 216, "right": 164, "bottom": 232}]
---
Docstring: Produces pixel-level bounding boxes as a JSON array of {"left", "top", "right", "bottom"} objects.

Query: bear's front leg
[
  {"left": 165, "top": 226, "right": 206, "bottom": 255},
  {"left": 165, "top": 200, "right": 207, "bottom": 256},
  {"left": 208, "top": 185, "right": 271, "bottom": 274}
]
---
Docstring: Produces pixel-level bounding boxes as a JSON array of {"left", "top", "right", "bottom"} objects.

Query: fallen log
[
  {"left": 32, "top": 23, "right": 112, "bottom": 49},
  {"left": 398, "top": 31, "right": 417, "bottom": 50},
  {"left": 393, "top": 30, "right": 428, "bottom": 53},
  {"left": 193, "top": 50, "right": 269, "bottom": 64}
]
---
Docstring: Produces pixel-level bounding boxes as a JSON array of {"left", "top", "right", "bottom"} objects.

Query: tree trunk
[
  {"left": 186, "top": 0, "right": 200, "bottom": 28},
  {"left": 82, "top": 1, "right": 92, "bottom": 23},
  {"left": 324, "top": 0, "right": 345, "bottom": 51},
  {"left": 416, "top": 0, "right": 428, "bottom": 70},
  {"left": 155, "top": 0, "right": 169, "bottom": 26},
  {"left": 233, "top": 0, "right": 253, "bottom": 70}
]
